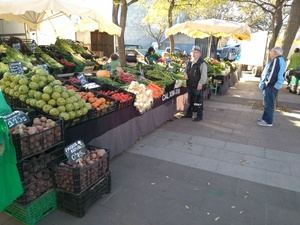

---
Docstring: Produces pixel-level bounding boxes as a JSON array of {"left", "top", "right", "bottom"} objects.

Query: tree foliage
[
  {"left": 232, "top": 0, "right": 292, "bottom": 49},
  {"left": 140, "top": 0, "right": 224, "bottom": 52}
]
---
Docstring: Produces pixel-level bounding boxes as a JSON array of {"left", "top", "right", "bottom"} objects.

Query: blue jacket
[{"left": 259, "top": 56, "right": 286, "bottom": 90}]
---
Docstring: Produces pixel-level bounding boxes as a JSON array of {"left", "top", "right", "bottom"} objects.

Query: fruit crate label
[
  {"left": 83, "top": 65, "right": 94, "bottom": 73},
  {"left": 9, "top": 62, "right": 24, "bottom": 74},
  {"left": 2, "top": 111, "right": 30, "bottom": 129},
  {"left": 12, "top": 43, "right": 21, "bottom": 51},
  {"left": 37, "top": 64, "right": 49, "bottom": 73},
  {"left": 77, "top": 73, "right": 89, "bottom": 85},
  {"left": 64, "top": 140, "right": 88, "bottom": 162}
]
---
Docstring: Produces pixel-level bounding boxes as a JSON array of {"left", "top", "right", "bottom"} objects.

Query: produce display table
[
  {"left": 211, "top": 73, "right": 231, "bottom": 95},
  {"left": 65, "top": 88, "right": 186, "bottom": 158},
  {"left": 229, "top": 71, "right": 238, "bottom": 87}
]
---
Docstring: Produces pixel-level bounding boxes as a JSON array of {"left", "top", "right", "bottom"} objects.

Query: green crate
[
  {"left": 5, "top": 190, "right": 57, "bottom": 225},
  {"left": 290, "top": 76, "right": 299, "bottom": 85}
]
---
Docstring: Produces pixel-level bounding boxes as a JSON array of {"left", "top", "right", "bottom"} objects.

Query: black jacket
[{"left": 186, "top": 57, "right": 205, "bottom": 89}]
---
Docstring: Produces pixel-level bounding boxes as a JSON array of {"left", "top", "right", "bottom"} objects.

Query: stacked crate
[
  {"left": 5, "top": 113, "right": 65, "bottom": 225},
  {"left": 54, "top": 146, "right": 111, "bottom": 217}
]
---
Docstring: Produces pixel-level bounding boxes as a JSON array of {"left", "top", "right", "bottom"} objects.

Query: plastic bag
[
  {"left": 0, "top": 91, "right": 23, "bottom": 211},
  {"left": 0, "top": 91, "right": 11, "bottom": 116}
]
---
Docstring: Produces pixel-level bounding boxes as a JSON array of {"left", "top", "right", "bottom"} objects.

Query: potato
[{"left": 33, "top": 118, "right": 42, "bottom": 126}]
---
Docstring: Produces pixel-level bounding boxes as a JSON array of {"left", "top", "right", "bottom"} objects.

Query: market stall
[
  {"left": 165, "top": 18, "right": 249, "bottom": 95},
  {"left": 0, "top": 0, "right": 121, "bottom": 37},
  {"left": 0, "top": 12, "right": 244, "bottom": 225},
  {"left": 0, "top": 28, "right": 189, "bottom": 224}
]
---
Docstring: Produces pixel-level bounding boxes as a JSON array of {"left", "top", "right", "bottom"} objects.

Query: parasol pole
[
  {"left": 207, "top": 36, "right": 212, "bottom": 58},
  {"left": 23, "top": 23, "right": 28, "bottom": 41}
]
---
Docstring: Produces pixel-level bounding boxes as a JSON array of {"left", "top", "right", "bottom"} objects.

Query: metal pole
[
  {"left": 23, "top": 23, "right": 28, "bottom": 41},
  {"left": 207, "top": 36, "right": 212, "bottom": 58}
]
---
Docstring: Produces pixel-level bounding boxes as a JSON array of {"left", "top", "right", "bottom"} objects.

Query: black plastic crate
[
  {"left": 88, "top": 96, "right": 118, "bottom": 120},
  {"left": 11, "top": 115, "right": 64, "bottom": 161},
  {"left": 4, "top": 94, "right": 29, "bottom": 109},
  {"left": 92, "top": 84, "right": 135, "bottom": 110},
  {"left": 54, "top": 148, "right": 109, "bottom": 194},
  {"left": 77, "top": 91, "right": 118, "bottom": 120},
  {"left": 17, "top": 143, "right": 65, "bottom": 205},
  {"left": 66, "top": 109, "right": 95, "bottom": 128},
  {"left": 57, "top": 172, "right": 111, "bottom": 217},
  {"left": 164, "top": 81, "right": 176, "bottom": 92}
]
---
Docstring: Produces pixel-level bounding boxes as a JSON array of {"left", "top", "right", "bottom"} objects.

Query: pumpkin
[{"left": 96, "top": 70, "right": 110, "bottom": 78}]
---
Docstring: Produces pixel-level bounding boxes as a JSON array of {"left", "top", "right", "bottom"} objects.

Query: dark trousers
[
  {"left": 186, "top": 88, "right": 203, "bottom": 119},
  {"left": 262, "top": 86, "right": 278, "bottom": 124}
]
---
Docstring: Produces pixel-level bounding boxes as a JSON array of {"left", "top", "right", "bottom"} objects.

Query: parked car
[
  {"left": 123, "top": 45, "right": 143, "bottom": 63},
  {"left": 165, "top": 47, "right": 183, "bottom": 54},
  {"left": 123, "top": 45, "right": 147, "bottom": 63},
  {"left": 219, "top": 45, "right": 241, "bottom": 61}
]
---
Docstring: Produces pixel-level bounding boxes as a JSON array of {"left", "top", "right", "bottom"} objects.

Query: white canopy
[
  {"left": 166, "top": 19, "right": 251, "bottom": 41},
  {"left": 0, "top": 0, "right": 121, "bottom": 36}
]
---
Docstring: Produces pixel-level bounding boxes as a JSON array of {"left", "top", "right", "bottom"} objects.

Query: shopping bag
[
  {"left": 0, "top": 92, "right": 23, "bottom": 211},
  {"left": 0, "top": 91, "right": 11, "bottom": 116}
]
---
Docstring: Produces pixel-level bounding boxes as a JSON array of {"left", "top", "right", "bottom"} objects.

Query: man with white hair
[
  {"left": 258, "top": 47, "right": 286, "bottom": 127},
  {"left": 184, "top": 46, "right": 208, "bottom": 121}
]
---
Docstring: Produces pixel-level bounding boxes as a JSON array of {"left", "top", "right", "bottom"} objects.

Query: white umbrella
[
  {"left": 166, "top": 18, "right": 251, "bottom": 40},
  {"left": 165, "top": 18, "right": 251, "bottom": 56},
  {"left": 0, "top": 0, "right": 121, "bottom": 36}
]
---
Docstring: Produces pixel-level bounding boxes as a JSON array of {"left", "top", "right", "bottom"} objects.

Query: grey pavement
[{"left": 1, "top": 73, "right": 300, "bottom": 225}]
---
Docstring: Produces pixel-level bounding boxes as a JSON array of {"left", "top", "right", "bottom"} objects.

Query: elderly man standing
[
  {"left": 258, "top": 47, "right": 286, "bottom": 127},
  {"left": 184, "top": 46, "right": 208, "bottom": 121}
]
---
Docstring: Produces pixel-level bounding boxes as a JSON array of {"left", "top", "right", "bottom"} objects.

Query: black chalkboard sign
[
  {"left": 12, "top": 43, "right": 21, "bottom": 51},
  {"left": 9, "top": 62, "right": 24, "bottom": 74},
  {"left": 3, "top": 111, "right": 30, "bottom": 129},
  {"left": 76, "top": 73, "right": 88, "bottom": 85},
  {"left": 64, "top": 140, "right": 88, "bottom": 162}
]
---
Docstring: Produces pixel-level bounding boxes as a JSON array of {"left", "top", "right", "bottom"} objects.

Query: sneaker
[
  {"left": 257, "top": 120, "right": 273, "bottom": 127},
  {"left": 257, "top": 118, "right": 263, "bottom": 122},
  {"left": 193, "top": 117, "right": 202, "bottom": 122}
]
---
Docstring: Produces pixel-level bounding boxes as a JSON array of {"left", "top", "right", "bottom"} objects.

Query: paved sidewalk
[
  {"left": 1, "top": 73, "right": 300, "bottom": 225},
  {"left": 130, "top": 74, "right": 300, "bottom": 192}
]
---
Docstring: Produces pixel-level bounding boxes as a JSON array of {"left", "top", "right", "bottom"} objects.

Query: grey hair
[{"left": 271, "top": 47, "right": 283, "bottom": 56}]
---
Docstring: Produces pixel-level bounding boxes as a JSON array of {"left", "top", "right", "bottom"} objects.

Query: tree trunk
[
  {"left": 118, "top": 0, "right": 127, "bottom": 66},
  {"left": 282, "top": 0, "right": 300, "bottom": 58},
  {"left": 112, "top": 3, "right": 119, "bottom": 25},
  {"left": 268, "top": 0, "right": 283, "bottom": 50},
  {"left": 168, "top": 0, "right": 175, "bottom": 53}
]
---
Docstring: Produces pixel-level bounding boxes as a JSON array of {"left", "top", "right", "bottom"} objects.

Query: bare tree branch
[
  {"left": 128, "top": 0, "right": 138, "bottom": 6},
  {"left": 231, "top": 0, "right": 275, "bottom": 14},
  {"left": 141, "top": 24, "right": 166, "bottom": 47}
]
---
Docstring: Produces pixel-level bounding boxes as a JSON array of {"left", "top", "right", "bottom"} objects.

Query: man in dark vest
[{"left": 184, "top": 46, "right": 208, "bottom": 121}]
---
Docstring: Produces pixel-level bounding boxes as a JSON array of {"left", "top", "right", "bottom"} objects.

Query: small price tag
[
  {"left": 9, "top": 62, "right": 24, "bottom": 74},
  {"left": 37, "top": 64, "right": 49, "bottom": 73},
  {"left": 12, "top": 43, "right": 21, "bottom": 51},
  {"left": 83, "top": 65, "right": 94, "bottom": 73},
  {"left": 64, "top": 140, "right": 88, "bottom": 162},
  {"left": 76, "top": 73, "right": 89, "bottom": 85},
  {"left": 3, "top": 111, "right": 30, "bottom": 129},
  {"left": 29, "top": 41, "right": 37, "bottom": 52},
  {"left": 82, "top": 82, "right": 100, "bottom": 90}
]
